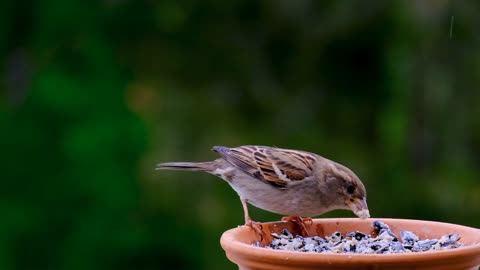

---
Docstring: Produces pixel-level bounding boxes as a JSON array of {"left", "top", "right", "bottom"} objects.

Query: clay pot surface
[{"left": 220, "top": 218, "right": 480, "bottom": 270}]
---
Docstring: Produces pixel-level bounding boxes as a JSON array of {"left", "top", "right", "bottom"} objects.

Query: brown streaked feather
[
  {"left": 212, "top": 145, "right": 316, "bottom": 188},
  {"left": 212, "top": 146, "right": 258, "bottom": 175}
]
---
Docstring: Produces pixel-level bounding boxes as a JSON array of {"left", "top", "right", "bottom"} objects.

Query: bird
[{"left": 156, "top": 145, "right": 369, "bottom": 236}]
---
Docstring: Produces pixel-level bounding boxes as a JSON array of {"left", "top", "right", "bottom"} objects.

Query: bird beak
[{"left": 346, "top": 197, "right": 370, "bottom": 219}]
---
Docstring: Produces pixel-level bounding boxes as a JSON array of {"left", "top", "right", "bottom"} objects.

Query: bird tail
[{"left": 155, "top": 161, "right": 216, "bottom": 172}]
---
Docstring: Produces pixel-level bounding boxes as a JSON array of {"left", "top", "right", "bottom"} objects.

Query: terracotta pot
[{"left": 220, "top": 218, "right": 480, "bottom": 270}]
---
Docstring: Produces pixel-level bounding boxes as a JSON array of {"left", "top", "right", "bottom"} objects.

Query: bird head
[{"left": 322, "top": 162, "right": 370, "bottom": 219}]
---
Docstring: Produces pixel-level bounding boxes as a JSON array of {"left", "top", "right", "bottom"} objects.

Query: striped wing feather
[{"left": 212, "top": 145, "right": 316, "bottom": 188}]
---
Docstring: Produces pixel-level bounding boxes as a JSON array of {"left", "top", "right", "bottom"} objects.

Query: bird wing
[{"left": 212, "top": 145, "right": 316, "bottom": 188}]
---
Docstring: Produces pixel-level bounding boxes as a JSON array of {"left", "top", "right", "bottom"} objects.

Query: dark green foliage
[{"left": 1, "top": 1, "right": 479, "bottom": 270}]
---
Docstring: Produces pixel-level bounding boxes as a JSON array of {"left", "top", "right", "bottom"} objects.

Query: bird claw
[
  {"left": 302, "top": 217, "right": 313, "bottom": 225},
  {"left": 246, "top": 220, "right": 265, "bottom": 242},
  {"left": 281, "top": 216, "right": 312, "bottom": 236}
]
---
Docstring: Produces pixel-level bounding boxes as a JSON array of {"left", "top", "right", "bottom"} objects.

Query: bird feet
[
  {"left": 281, "top": 216, "right": 312, "bottom": 236},
  {"left": 245, "top": 219, "right": 265, "bottom": 241}
]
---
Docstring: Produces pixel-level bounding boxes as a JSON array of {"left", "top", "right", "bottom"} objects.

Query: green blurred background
[{"left": 1, "top": 1, "right": 479, "bottom": 269}]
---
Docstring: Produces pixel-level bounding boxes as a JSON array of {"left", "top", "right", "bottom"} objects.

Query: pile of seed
[{"left": 257, "top": 220, "right": 461, "bottom": 254}]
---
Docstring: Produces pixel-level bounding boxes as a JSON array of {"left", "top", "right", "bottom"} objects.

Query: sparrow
[{"left": 156, "top": 145, "right": 369, "bottom": 236}]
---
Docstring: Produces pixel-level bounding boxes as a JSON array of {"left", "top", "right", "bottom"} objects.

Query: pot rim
[{"left": 220, "top": 218, "right": 480, "bottom": 264}]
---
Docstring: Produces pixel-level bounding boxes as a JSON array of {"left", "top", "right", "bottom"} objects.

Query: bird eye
[{"left": 346, "top": 185, "right": 356, "bottom": 194}]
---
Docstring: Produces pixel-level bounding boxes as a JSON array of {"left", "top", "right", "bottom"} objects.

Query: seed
[
  {"left": 400, "top": 230, "right": 419, "bottom": 246},
  {"left": 372, "top": 220, "right": 390, "bottom": 231},
  {"left": 412, "top": 239, "right": 438, "bottom": 252},
  {"left": 347, "top": 231, "right": 368, "bottom": 241},
  {"left": 439, "top": 233, "right": 461, "bottom": 247},
  {"left": 259, "top": 220, "right": 462, "bottom": 254}
]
